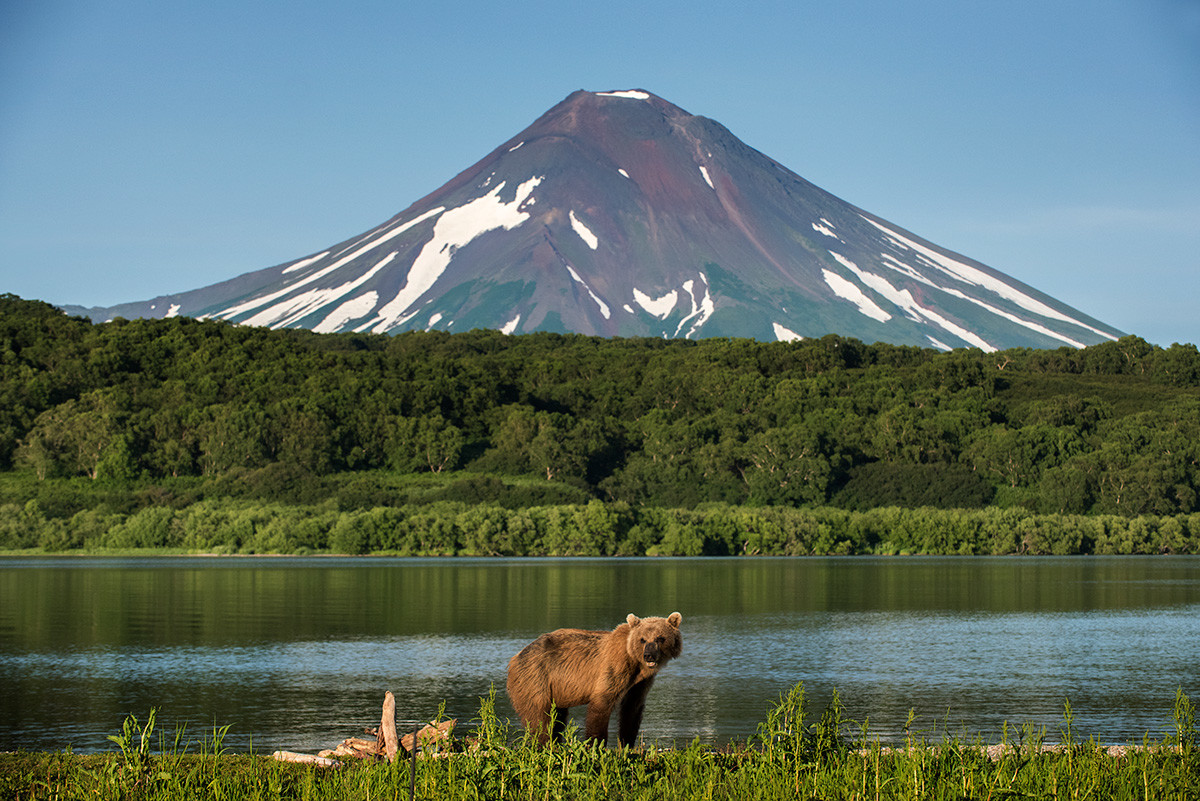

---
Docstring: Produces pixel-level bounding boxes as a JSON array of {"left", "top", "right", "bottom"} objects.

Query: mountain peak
[{"left": 62, "top": 89, "right": 1123, "bottom": 351}]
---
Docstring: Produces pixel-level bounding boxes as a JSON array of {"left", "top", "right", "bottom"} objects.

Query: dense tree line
[
  {"left": 2, "top": 293, "right": 1199, "bottom": 534},
  {"left": 3, "top": 491, "right": 1198, "bottom": 556}
]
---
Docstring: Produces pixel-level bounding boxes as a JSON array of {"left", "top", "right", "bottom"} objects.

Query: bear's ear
[
  {"left": 626, "top": 613, "right": 640, "bottom": 627},
  {"left": 667, "top": 612, "right": 682, "bottom": 628}
]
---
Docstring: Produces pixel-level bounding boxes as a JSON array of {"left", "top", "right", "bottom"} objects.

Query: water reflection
[{"left": 1, "top": 556, "right": 1198, "bottom": 752}]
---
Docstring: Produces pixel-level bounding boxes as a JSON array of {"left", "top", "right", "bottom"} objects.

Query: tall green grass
[{"left": 3, "top": 685, "right": 1197, "bottom": 800}]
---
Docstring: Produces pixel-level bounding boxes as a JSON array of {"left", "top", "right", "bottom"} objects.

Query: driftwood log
[
  {"left": 274, "top": 692, "right": 456, "bottom": 768},
  {"left": 271, "top": 751, "right": 341, "bottom": 768},
  {"left": 380, "top": 691, "right": 400, "bottom": 762},
  {"left": 402, "top": 719, "right": 455, "bottom": 753}
]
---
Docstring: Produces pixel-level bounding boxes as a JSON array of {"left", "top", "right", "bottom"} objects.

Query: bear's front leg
[
  {"left": 617, "top": 677, "right": 654, "bottom": 747},
  {"left": 583, "top": 700, "right": 616, "bottom": 745}
]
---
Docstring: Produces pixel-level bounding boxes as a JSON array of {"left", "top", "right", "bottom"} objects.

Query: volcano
[{"left": 65, "top": 89, "right": 1122, "bottom": 351}]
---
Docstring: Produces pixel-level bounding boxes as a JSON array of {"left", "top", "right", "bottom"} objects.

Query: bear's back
[{"left": 516, "top": 627, "right": 607, "bottom": 667}]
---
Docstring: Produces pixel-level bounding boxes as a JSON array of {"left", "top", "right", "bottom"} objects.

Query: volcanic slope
[{"left": 66, "top": 89, "right": 1123, "bottom": 351}]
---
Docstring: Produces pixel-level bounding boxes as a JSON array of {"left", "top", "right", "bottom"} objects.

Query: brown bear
[{"left": 506, "top": 612, "right": 683, "bottom": 747}]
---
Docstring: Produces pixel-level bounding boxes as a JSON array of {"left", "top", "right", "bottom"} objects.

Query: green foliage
[
  {"left": 103, "top": 505, "right": 178, "bottom": 549},
  {"left": 389, "top": 414, "right": 465, "bottom": 473},
  {"left": 2, "top": 456, "right": 1200, "bottom": 555},
  {"left": 1, "top": 297, "right": 1199, "bottom": 541},
  {"left": 106, "top": 708, "right": 159, "bottom": 777},
  {"left": 832, "top": 462, "right": 994, "bottom": 510}
]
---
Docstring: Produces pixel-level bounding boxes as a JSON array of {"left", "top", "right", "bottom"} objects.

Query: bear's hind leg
[
  {"left": 530, "top": 707, "right": 560, "bottom": 746},
  {"left": 549, "top": 705, "right": 568, "bottom": 743},
  {"left": 517, "top": 703, "right": 555, "bottom": 746}
]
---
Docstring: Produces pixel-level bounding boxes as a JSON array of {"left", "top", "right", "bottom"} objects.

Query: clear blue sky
[{"left": 2, "top": 0, "right": 1198, "bottom": 346}]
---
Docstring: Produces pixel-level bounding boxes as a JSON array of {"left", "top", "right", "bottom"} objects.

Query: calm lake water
[{"left": 1, "top": 556, "right": 1198, "bottom": 753}]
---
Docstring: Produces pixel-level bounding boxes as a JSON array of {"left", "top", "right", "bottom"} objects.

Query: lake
[{"left": 1, "top": 555, "right": 1198, "bottom": 753}]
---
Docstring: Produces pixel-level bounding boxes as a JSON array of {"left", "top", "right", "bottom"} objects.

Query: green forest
[{"left": 2, "top": 293, "right": 1199, "bottom": 555}]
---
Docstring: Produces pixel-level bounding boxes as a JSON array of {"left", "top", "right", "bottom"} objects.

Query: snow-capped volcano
[{"left": 64, "top": 89, "right": 1122, "bottom": 350}]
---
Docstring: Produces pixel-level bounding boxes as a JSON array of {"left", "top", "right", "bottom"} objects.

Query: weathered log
[
  {"left": 344, "top": 737, "right": 381, "bottom": 753},
  {"left": 381, "top": 691, "right": 400, "bottom": 762},
  {"left": 272, "top": 751, "right": 340, "bottom": 768},
  {"left": 328, "top": 737, "right": 383, "bottom": 761},
  {"left": 400, "top": 718, "right": 456, "bottom": 753}
]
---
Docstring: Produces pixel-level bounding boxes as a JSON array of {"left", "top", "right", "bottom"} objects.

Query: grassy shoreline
[{"left": 3, "top": 686, "right": 1196, "bottom": 800}]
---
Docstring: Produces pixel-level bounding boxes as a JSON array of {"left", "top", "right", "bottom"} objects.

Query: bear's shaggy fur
[{"left": 506, "top": 612, "right": 683, "bottom": 747}]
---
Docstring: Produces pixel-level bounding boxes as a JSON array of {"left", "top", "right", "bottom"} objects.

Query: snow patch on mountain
[
  {"left": 699, "top": 165, "right": 715, "bottom": 189},
  {"left": 822, "top": 268, "right": 891, "bottom": 323},
  {"left": 281, "top": 251, "right": 330, "bottom": 275},
  {"left": 633, "top": 288, "right": 679, "bottom": 319},
  {"left": 566, "top": 265, "right": 611, "bottom": 318},
  {"left": 812, "top": 221, "right": 839, "bottom": 239},
  {"left": 830, "top": 252, "right": 914, "bottom": 319},
  {"left": 368, "top": 176, "right": 543, "bottom": 333},
  {"left": 244, "top": 251, "right": 397, "bottom": 329},
  {"left": 926, "top": 336, "right": 953, "bottom": 351},
  {"left": 501, "top": 314, "right": 521, "bottom": 335},
  {"left": 674, "top": 273, "right": 715, "bottom": 338},
  {"left": 596, "top": 90, "right": 651, "bottom": 100},
  {"left": 569, "top": 210, "right": 599, "bottom": 250},
  {"left": 314, "top": 291, "right": 379, "bottom": 334},
  {"left": 829, "top": 251, "right": 994, "bottom": 351},
  {"left": 618, "top": 168, "right": 630, "bottom": 179},
  {"left": 915, "top": 309, "right": 993, "bottom": 352},
  {"left": 879, "top": 253, "right": 934, "bottom": 284},
  {"left": 773, "top": 323, "right": 802, "bottom": 342}
]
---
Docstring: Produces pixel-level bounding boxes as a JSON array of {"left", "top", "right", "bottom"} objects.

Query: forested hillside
[{"left": 2, "top": 294, "right": 1199, "bottom": 554}]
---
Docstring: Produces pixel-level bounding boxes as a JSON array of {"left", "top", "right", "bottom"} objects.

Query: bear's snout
[{"left": 643, "top": 641, "right": 661, "bottom": 665}]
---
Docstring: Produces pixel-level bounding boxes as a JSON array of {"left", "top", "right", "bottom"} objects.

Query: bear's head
[{"left": 624, "top": 612, "right": 683, "bottom": 670}]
